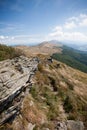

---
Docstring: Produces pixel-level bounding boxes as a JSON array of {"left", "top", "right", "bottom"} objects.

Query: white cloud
[
  {"left": 79, "top": 18, "right": 87, "bottom": 26},
  {"left": 53, "top": 26, "right": 63, "bottom": 31},
  {"left": 1, "top": 13, "right": 87, "bottom": 45},
  {"left": 68, "top": 16, "right": 79, "bottom": 22},
  {"left": 79, "top": 14, "right": 87, "bottom": 19},
  {"left": 0, "top": 36, "right": 9, "bottom": 40},
  {"left": 49, "top": 13, "right": 87, "bottom": 43},
  {"left": 0, "top": 35, "right": 48, "bottom": 45},
  {"left": 0, "top": 36, "right": 5, "bottom": 39},
  {"left": 63, "top": 32, "right": 87, "bottom": 42},
  {"left": 68, "top": 14, "right": 87, "bottom": 27},
  {"left": 64, "top": 21, "right": 76, "bottom": 29},
  {"left": 49, "top": 30, "right": 87, "bottom": 42},
  {"left": 50, "top": 26, "right": 63, "bottom": 37}
]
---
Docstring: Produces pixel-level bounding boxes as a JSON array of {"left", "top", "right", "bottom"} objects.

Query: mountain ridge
[
  {"left": 15, "top": 41, "right": 62, "bottom": 56},
  {"left": 0, "top": 55, "right": 87, "bottom": 130},
  {"left": 15, "top": 41, "right": 87, "bottom": 73},
  {"left": 0, "top": 43, "right": 87, "bottom": 130}
]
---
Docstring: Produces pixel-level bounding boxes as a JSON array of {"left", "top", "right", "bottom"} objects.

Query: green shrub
[
  {"left": 38, "top": 63, "right": 44, "bottom": 72},
  {"left": 63, "top": 96, "right": 73, "bottom": 113},
  {"left": 67, "top": 113, "right": 77, "bottom": 120},
  {"left": 30, "top": 86, "right": 38, "bottom": 99},
  {"left": 48, "top": 76, "right": 58, "bottom": 91}
]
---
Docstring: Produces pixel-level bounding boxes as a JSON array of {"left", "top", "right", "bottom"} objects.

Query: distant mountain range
[
  {"left": 73, "top": 44, "right": 87, "bottom": 52},
  {"left": 15, "top": 41, "right": 87, "bottom": 73},
  {"left": 52, "top": 45, "right": 87, "bottom": 73},
  {"left": 11, "top": 40, "right": 87, "bottom": 52},
  {"left": 49, "top": 40, "right": 87, "bottom": 52},
  {"left": 15, "top": 41, "right": 62, "bottom": 56},
  {"left": 64, "top": 44, "right": 87, "bottom": 52}
]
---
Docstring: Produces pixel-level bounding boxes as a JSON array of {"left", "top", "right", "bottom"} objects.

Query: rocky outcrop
[
  {"left": 0, "top": 56, "right": 39, "bottom": 125},
  {"left": 0, "top": 55, "right": 85, "bottom": 130}
]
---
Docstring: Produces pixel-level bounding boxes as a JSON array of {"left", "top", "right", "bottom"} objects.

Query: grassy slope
[
  {"left": 1, "top": 44, "right": 87, "bottom": 129},
  {"left": 29, "top": 60, "right": 87, "bottom": 129},
  {"left": 10, "top": 58, "right": 87, "bottom": 130},
  {"left": 0, "top": 44, "right": 23, "bottom": 61},
  {"left": 52, "top": 46, "right": 87, "bottom": 73},
  {"left": 1, "top": 57, "right": 87, "bottom": 130}
]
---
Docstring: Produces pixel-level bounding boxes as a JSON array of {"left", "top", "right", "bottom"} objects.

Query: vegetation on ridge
[
  {"left": 0, "top": 44, "right": 23, "bottom": 61},
  {"left": 28, "top": 59, "right": 87, "bottom": 129},
  {"left": 1, "top": 57, "right": 87, "bottom": 130},
  {"left": 0, "top": 44, "right": 87, "bottom": 129},
  {"left": 52, "top": 46, "right": 87, "bottom": 73}
]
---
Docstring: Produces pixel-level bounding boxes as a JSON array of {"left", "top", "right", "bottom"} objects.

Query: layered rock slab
[{"left": 0, "top": 56, "right": 39, "bottom": 125}]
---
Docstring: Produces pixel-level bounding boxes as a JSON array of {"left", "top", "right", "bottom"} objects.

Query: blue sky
[{"left": 0, "top": 0, "right": 87, "bottom": 45}]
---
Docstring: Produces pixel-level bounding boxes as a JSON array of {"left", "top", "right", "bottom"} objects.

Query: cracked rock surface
[{"left": 0, "top": 56, "right": 39, "bottom": 125}]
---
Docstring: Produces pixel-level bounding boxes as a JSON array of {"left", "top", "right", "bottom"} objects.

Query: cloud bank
[
  {"left": 0, "top": 14, "right": 87, "bottom": 45},
  {"left": 49, "top": 14, "right": 87, "bottom": 43}
]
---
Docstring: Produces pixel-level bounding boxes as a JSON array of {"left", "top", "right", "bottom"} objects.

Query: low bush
[{"left": 63, "top": 96, "right": 73, "bottom": 113}]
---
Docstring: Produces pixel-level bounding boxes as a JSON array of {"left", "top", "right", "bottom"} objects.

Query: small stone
[{"left": 27, "top": 123, "right": 35, "bottom": 130}]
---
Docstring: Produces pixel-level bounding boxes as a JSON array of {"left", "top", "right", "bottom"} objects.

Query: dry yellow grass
[
  {"left": 9, "top": 55, "right": 87, "bottom": 129},
  {"left": 21, "top": 95, "right": 46, "bottom": 125},
  {"left": 15, "top": 42, "right": 62, "bottom": 57}
]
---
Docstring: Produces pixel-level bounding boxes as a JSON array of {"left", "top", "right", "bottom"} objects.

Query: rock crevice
[{"left": 0, "top": 56, "right": 39, "bottom": 125}]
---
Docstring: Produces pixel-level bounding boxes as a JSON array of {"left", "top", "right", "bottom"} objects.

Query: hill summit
[{"left": 15, "top": 41, "right": 62, "bottom": 56}]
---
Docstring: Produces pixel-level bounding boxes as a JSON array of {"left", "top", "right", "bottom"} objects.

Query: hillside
[
  {"left": 0, "top": 42, "right": 87, "bottom": 130},
  {"left": 15, "top": 42, "right": 87, "bottom": 73},
  {"left": 0, "top": 55, "right": 87, "bottom": 130},
  {"left": 0, "top": 44, "right": 23, "bottom": 61},
  {"left": 52, "top": 46, "right": 87, "bottom": 73},
  {"left": 15, "top": 41, "right": 62, "bottom": 56},
  {"left": 30, "top": 59, "right": 87, "bottom": 129}
]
